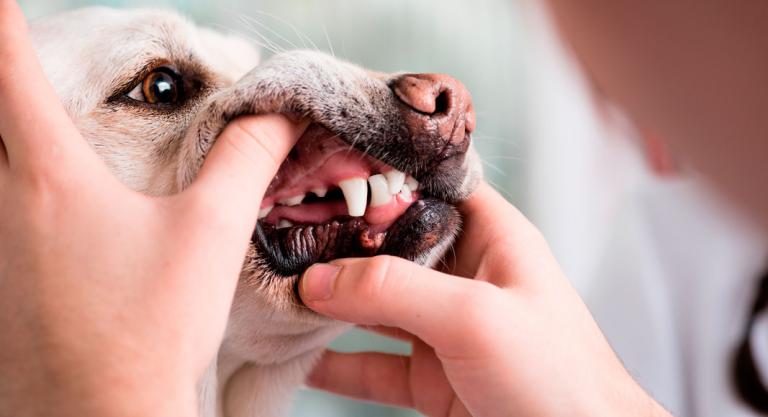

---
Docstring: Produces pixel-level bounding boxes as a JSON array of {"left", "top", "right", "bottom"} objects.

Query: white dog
[{"left": 28, "top": 7, "right": 481, "bottom": 417}]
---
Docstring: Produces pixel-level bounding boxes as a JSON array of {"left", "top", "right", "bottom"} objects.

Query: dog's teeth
[
  {"left": 368, "top": 174, "right": 391, "bottom": 207},
  {"left": 338, "top": 177, "right": 368, "bottom": 217},
  {"left": 398, "top": 183, "right": 413, "bottom": 202},
  {"left": 278, "top": 194, "right": 305, "bottom": 206},
  {"left": 258, "top": 205, "right": 273, "bottom": 219},
  {"left": 384, "top": 170, "right": 406, "bottom": 195},
  {"left": 277, "top": 219, "right": 293, "bottom": 229},
  {"left": 311, "top": 187, "right": 328, "bottom": 198},
  {"left": 405, "top": 175, "right": 419, "bottom": 191}
]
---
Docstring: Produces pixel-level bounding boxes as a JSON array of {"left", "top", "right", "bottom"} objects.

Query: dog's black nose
[{"left": 389, "top": 73, "right": 475, "bottom": 162}]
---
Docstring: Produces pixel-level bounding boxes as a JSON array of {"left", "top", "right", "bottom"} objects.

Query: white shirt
[{"left": 586, "top": 178, "right": 768, "bottom": 417}]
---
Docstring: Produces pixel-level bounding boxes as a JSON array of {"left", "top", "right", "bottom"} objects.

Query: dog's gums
[{"left": 251, "top": 124, "right": 458, "bottom": 276}]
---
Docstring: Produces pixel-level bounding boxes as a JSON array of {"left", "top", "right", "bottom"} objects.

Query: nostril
[
  {"left": 391, "top": 73, "right": 475, "bottom": 151},
  {"left": 434, "top": 89, "right": 450, "bottom": 115}
]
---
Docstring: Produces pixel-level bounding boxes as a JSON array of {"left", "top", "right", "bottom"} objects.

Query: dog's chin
[{"left": 248, "top": 123, "right": 463, "bottom": 280}]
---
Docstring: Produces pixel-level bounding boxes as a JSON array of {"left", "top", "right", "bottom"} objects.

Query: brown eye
[{"left": 141, "top": 68, "right": 180, "bottom": 104}]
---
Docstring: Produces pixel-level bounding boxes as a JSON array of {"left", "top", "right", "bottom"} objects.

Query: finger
[
  {"left": 299, "top": 256, "right": 508, "bottom": 352},
  {"left": 0, "top": 136, "right": 7, "bottom": 167},
  {"left": 448, "top": 181, "right": 558, "bottom": 288},
  {"left": 0, "top": 1, "right": 89, "bottom": 170},
  {"left": 183, "top": 114, "right": 309, "bottom": 230},
  {"left": 358, "top": 325, "right": 415, "bottom": 342},
  {"left": 307, "top": 350, "right": 414, "bottom": 408}
]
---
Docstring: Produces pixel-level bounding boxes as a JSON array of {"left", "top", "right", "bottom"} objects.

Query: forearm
[{"left": 1, "top": 362, "right": 197, "bottom": 417}]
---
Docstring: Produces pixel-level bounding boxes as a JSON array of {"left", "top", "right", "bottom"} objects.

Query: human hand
[
  {"left": 299, "top": 182, "right": 671, "bottom": 417},
  {"left": 0, "top": 3, "right": 307, "bottom": 416}
]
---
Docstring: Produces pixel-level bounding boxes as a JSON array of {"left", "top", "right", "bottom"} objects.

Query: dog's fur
[{"left": 29, "top": 7, "right": 481, "bottom": 417}]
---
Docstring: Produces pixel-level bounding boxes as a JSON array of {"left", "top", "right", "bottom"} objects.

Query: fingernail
[{"left": 301, "top": 263, "right": 340, "bottom": 302}]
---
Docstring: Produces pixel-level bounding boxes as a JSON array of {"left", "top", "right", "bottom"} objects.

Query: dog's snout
[{"left": 390, "top": 73, "right": 475, "bottom": 163}]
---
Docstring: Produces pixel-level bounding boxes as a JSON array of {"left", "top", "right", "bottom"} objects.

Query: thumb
[
  {"left": 299, "top": 255, "right": 505, "bottom": 351},
  {"left": 184, "top": 114, "right": 309, "bottom": 224}
]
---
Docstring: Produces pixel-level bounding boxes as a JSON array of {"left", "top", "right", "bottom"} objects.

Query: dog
[{"left": 29, "top": 7, "right": 482, "bottom": 417}]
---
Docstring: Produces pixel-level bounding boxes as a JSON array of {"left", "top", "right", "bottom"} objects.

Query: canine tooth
[
  {"left": 405, "top": 176, "right": 419, "bottom": 191},
  {"left": 278, "top": 194, "right": 305, "bottom": 206},
  {"left": 368, "top": 174, "right": 391, "bottom": 207},
  {"left": 258, "top": 205, "right": 273, "bottom": 219},
  {"left": 311, "top": 187, "right": 328, "bottom": 198},
  {"left": 338, "top": 177, "right": 368, "bottom": 217},
  {"left": 398, "top": 183, "right": 413, "bottom": 202},
  {"left": 277, "top": 219, "right": 293, "bottom": 229},
  {"left": 384, "top": 170, "right": 406, "bottom": 195}
]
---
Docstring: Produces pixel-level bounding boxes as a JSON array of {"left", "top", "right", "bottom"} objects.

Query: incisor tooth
[
  {"left": 368, "top": 174, "right": 391, "bottom": 207},
  {"left": 405, "top": 176, "right": 419, "bottom": 191},
  {"left": 277, "top": 219, "right": 293, "bottom": 229},
  {"left": 258, "top": 205, "right": 273, "bottom": 219},
  {"left": 398, "top": 183, "right": 413, "bottom": 202},
  {"left": 278, "top": 194, "right": 305, "bottom": 206},
  {"left": 338, "top": 177, "right": 368, "bottom": 217},
  {"left": 384, "top": 170, "right": 406, "bottom": 195},
  {"left": 311, "top": 187, "right": 328, "bottom": 198}
]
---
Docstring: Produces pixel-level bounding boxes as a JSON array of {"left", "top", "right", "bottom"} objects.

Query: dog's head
[{"left": 31, "top": 7, "right": 481, "bottom": 364}]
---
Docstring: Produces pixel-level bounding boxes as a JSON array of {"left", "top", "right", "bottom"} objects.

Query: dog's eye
[{"left": 126, "top": 67, "right": 182, "bottom": 105}]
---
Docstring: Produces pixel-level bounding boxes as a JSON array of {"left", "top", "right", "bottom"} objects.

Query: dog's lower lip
[{"left": 250, "top": 198, "right": 460, "bottom": 277}]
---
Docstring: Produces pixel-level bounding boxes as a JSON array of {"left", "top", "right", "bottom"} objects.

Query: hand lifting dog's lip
[{"left": 29, "top": 6, "right": 482, "bottom": 416}]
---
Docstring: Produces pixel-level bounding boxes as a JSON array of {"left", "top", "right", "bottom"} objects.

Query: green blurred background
[{"left": 19, "top": 1, "right": 535, "bottom": 416}]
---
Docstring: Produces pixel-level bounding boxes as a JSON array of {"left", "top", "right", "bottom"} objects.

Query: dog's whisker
[
  {"left": 483, "top": 155, "right": 523, "bottom": 161},
  {"left": 481, "top": 161, "right": 510, "bottom": 179},
  {"left": 229, "top": 19, "right": 281, "bottom": 55},
  {"left": 224, "top": 15, "right": 282, "bottom": 55},
  {"left": 472, "top": 134, "right": 519, "bottom": 146},
  {"left": 248, "top": 9, "right": 320, "bottom": 52},
  {"left": 241, "top": 26, "right": 283, "bottom": 55},
  {"left": 321, "top": 24, "right": 336, "bottom": 58},
  {"left": 485, "top": 177, "right": 516, "bottom": 201},
  {"left": 238, "top": 16, "right": 285, "bottom": 54},
  {"left": 239, "top": 33, "right": 280, "bottom": 55},
  {"left": 241, "top": 14, "right": 300, "bottom": 51}
]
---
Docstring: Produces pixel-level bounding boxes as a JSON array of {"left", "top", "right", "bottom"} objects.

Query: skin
[{"left": 0, "top": 1, "right": 308, "bottom": 416}]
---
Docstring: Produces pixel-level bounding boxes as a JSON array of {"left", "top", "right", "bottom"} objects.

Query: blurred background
[{"left": 21, "top": 1, "right": 756, "bottom": 416}]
